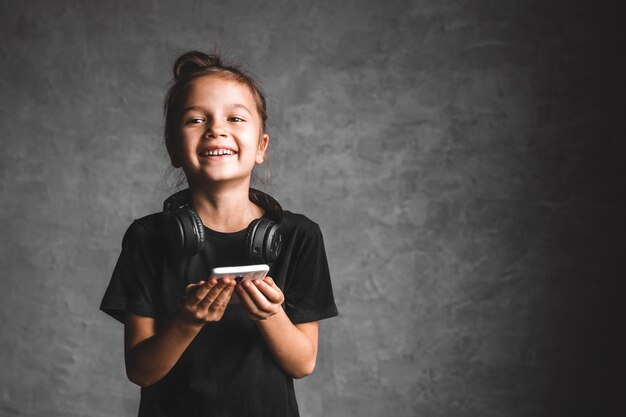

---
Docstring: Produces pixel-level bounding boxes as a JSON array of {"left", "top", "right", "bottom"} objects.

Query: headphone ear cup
[
  {"left": 167, "top": 209, "right": 205, "bottom": 256},
  {"left": 264, "top": 222, "right": 282, "bottom": 263},
  {"left": 245, "top": 218, "right": 282, "bottom": 264},
  {"left": 244, "top": 219, "right": 262, "bottom": 263}
]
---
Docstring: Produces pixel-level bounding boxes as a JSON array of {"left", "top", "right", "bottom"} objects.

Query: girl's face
[{"left": 169, "top": 74, "right": 269, "bottom": 187}]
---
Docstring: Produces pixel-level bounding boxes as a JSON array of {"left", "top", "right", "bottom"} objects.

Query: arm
[
  {"left": 124, "top": 278, "right": 236, "bottom": 387},
  {"left": 236, "top": 278, "right": 319, "bottom": 379}
]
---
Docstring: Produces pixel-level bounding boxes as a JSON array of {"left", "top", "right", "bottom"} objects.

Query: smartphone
[
  {"left": 210, "top": 264, "right": 270, "bottom": 304},
  {"left": 210, "top": 264, "right": 270, "bottom": 282}
]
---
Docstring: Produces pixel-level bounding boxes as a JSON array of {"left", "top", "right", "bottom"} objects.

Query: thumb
[{"left": 185, "top": 281, "right": 205, "bottom": 293}]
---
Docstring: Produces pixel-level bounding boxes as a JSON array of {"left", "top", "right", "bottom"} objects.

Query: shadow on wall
[{"left": 529, "top": 5, "right": 623, "bottom": 414}]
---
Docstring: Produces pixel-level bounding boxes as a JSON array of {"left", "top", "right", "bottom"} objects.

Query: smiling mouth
[{"left": 199, "top": 148, "right": 237, "bottom": 157}]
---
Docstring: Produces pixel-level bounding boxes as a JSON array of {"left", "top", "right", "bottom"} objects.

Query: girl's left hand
[{"left": 236, "top": 277, "right": 285, "bottom": 321}]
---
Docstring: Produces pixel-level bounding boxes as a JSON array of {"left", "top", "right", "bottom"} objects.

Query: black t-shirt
[{"left": 100, "top": 210, "right": 338, "bottom": 417}]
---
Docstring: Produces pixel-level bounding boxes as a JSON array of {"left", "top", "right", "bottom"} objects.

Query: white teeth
[{"left": 203, "top": 149, "right": 234, "bottom": 156}]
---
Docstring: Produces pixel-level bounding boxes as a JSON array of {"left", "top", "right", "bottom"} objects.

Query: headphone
[{"left": 163, "top": 188, "right": 283, "bottom": 263}]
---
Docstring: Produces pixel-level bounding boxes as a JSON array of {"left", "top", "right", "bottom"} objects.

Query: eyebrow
[{"left": 182, "top": 104, "right": 252, "bottom": 114}]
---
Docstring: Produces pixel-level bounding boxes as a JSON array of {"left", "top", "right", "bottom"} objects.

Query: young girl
[{"left": 100, "top": 51, "right": 338, "bottom": 417}]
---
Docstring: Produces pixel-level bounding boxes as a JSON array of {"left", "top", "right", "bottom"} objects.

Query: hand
[
  {"left": 178, "top": 277, "right": 236, "bottom": 326},
  {"left": 236, "top": 277, "right": 285, "bottom": 321}
]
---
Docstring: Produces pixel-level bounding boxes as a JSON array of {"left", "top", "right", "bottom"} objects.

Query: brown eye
[
  {"left": 229, "top": 116, "right": 245, "bottom": 122},
  {"left": 185, "top": 117, "right": 204, "bottom": 125}
]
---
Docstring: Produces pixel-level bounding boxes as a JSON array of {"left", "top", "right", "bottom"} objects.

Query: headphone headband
[
  {"left": 248, "top": 188, "right": 283, "bottom": 222},
  {"left": 163, "top": 189, "right": 192, "bottom": 213}
]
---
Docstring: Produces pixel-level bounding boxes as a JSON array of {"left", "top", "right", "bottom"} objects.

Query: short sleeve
[
  {"left": 100, "top": 221, "right": 160, "bottom": 323},
  {"left": 282, "top": 220, "right": 338, "bottom": 324}
]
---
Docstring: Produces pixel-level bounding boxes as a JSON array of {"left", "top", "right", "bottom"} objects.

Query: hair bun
[
  {"left": 164, "top": 50, "right": 269, "bottom": 142},
  {"left": 173, "top": 51, "right": 223, "bottom": 81}
]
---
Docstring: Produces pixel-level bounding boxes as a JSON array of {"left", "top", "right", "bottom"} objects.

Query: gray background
[{"left": 0, "top": 1, "right": 622, "bottom": 416}]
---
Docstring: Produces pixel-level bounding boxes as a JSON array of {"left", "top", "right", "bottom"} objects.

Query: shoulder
[
  {"left": 280, "top": 211, "right": 323, "bottom": 237},
  {"left": 133, "top": 212, "right": 165, "bottom": 232},
  {"left": 279, "top": 211, "right": 327, "bottom": 250},
  {"left": 120, "top": 213, "right": 164, "bottom": 247}
]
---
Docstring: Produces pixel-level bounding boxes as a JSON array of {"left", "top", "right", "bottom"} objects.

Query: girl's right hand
[{"left": 178, "top": 277, "right": 236, "bottom": 326}]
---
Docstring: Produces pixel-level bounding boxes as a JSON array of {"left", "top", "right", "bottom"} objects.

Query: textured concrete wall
[{"left": 0, "top": 1, "right": 622, "bottom": 416}]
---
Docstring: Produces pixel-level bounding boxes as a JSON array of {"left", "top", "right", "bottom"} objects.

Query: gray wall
[{"left": 0, "top": 1, "right": 622, "bottom": 416}]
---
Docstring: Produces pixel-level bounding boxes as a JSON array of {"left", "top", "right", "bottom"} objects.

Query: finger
[
  {"left": 182, "top": 281, "right": 205, "bottom": 305},
  {"left": 185, "top": 281, "right": 205, "bottom": 293},
  {"left": 208, "top": 283, "right": 236, "bottom": 312},
  {"left": 253, "top": 279, "right": 283, "bottom": 304},
  {"left": 197, "top": 278, "right": 233, "bottom": 309},
  {"left": 189, "top": 279, "right": 218, "bottom": 306},
  {"left": 236, "top": 284, "right": 267, "bottom": 320},
  {"left": 235, "top": 283, "right": 253, "bottom": 306},
  {"left": 241, "top": 280, "right": 274, "bottom": 312}
]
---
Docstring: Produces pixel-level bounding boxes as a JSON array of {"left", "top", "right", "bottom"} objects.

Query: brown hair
[{"left": 163, "top": 51, "right": 268, "bottom": 147}]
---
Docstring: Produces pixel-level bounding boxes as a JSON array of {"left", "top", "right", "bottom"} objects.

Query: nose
[{"left": 204, "top": 119, "right": 227, "bottom": 139}]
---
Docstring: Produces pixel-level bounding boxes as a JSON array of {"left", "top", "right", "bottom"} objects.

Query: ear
[
  {"left": 166, "top": 138, "right": 182, "bottom": 168},
  {"left": 255, "top": 133, "right": 270, "bottom": 165}
]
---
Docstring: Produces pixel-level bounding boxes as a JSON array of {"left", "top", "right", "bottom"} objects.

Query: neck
[{"left": 189, "top": 180, "right": 264, "bottom": 233}]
